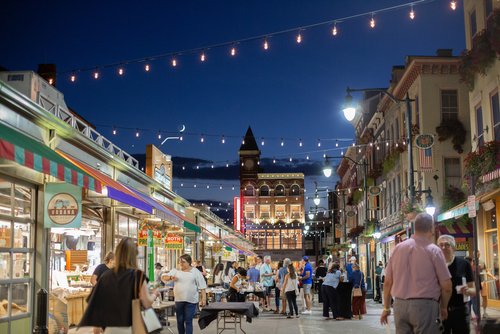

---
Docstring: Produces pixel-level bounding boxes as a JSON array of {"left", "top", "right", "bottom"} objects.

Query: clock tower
[{"left": 238, "top": 126, "right": 260, "bottom": 182}]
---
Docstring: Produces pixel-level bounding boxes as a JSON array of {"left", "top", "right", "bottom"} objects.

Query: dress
[{"left": 79, "top": 269, "right": 147, "bottom": 329}]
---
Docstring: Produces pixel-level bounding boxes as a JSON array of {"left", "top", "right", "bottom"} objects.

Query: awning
[
  {"left": 0, "top": 122, "right": 102, "bottom": 192},
  {"left": 126, "top": 187, "right": 183, "bottom": 226},
  {"left": 184, "top": 221, "right": 201, "bottom": 233},
  {"left": 222, "top": 239, "right": 255, "bottom": 256},
  {"left": 379, "top": 226, "right": 404, "bottom": 244},
  {"left": 437, "top": 201, "right": 479, "bottom": 222},
  {"left": 58, "top": 151, "right": 152, "bottom": 213},
  {"left": 438, "top": 220, "right": 473, "bottom": 237}
]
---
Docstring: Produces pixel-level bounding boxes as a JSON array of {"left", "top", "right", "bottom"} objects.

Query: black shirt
[
  {"left": 92, "top": 263, "right": 110, "bottom": 281},
  {"left": 315, "top": 266, "right": 327, "bottom": 279},
  {"left": 447, "top": 257, "right": 473, "bottom": 308},
  {"left": 79, "top": 269, "right": 148, "bottom": 328}
]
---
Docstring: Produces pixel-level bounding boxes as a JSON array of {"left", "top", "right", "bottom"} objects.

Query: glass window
[
  {"left": 243, "top": 185, "right": 254, "bottom": 197},
  {"left": 275, "top": 185, "right": 285, "bottom": 196},
  {"left": 444, "top": 158, "right": 462, "bottom": 188},
  {"left": 470, "top": 9, "right": 477, "bottom": 37},
  {"left": 290, "top": 185, "right": 300, "bottom": 195},
  {"left": 244, "top": 205, "right": 255, "bottom": 219},
  {"left": 259, "top": 185, "right": 270, "bottom": 196},
  {"left": 290, "top": 205, "right": 301, "bottom": 220},
  {"left": 485, "top": 0, "right": 493, "bottom": 18},
  {"left": 491, "top": 92, "right": 500, "bottom": 141},
  {"left": 275, "top": 205, "right": 286, "bottom": 220},
  {"left": 441, "top": 90, "right": 459, "bottom": 121},
  {"left": 117, "top": 214, "right": 128, "bottom": 236},
  {"left": 485, "top": 207, "right": 497, "bottom": 230},
  {"left": 476, "top": 105, "right": 484, "bottom": 147},
  {"left": 260, "top": 205, "right": 270, "bottom": 220},
  {"left": 0, "top": 178, "right": 34, "bottom": 325},
  {"left": 485, "top": 231, "right": 499, "bottom": 301}
]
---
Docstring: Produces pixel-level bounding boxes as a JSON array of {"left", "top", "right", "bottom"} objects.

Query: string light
[
  {"left": 289, "top": 157, "right": 292, "bottom": 162},
  {"left": 261, "top": 138, "right": 265, "bottom": 146},
  {"left": 332, "top": 23, "right": 338, "bottom": 36},
  {"left": 145, "top": 64, "right": 150, "bottom": 72},
  {"left": 200, "top": 135, "right": 205, "bottom": 143},
  {"left": 221, "top": 135, "right": 225, "bottom": 144},
  {"left": 296, "top": 31, "right": 302, "bottom": 44},
  {"left": 135, "top": 129, "right": 140, "bottom": 138},
  {"left": 409, "top": 5, "right": 415, "bottom": 20},
  {"left": 370, "top": 14, "right": 376, "bottom": 28},
  {"left": 450, "top": 1, "right": 456, "bottom": 10},
  {"left": 172, "top": 58, "right": 177, "bottom": 67},
  {"left": 93, "top": 70, "right": 99, "bottom": 79},
  {"left": 157, "top": 132, "right": 162, "bottom": 140},
  {"left": 118, "top": 67, "right": 124, "bottom": 76},
  {"left": 242, "top": 138, "right": 245, "bottom": 145},
  {"left": 306, "top": 155, "right": 310, "bottom": 160},
  {"left": 336, "top": 141, "right": 339, "bottom": 147},
  {"left": 317, "top": 139, "right": 321, "bottom": 147},
  {"left": 112, "top": 127, "right": 117, "bottom": 135},
  {"left": 273, "top": 158, "right": 276, "bottom": 164},
  {"left": 70, "top": 74, "right": 76, "bottom": 82},
  {"left": 281, "top": 138, "right": 284, "bottom": 147},
  {"left": 299, "top": 139, "right": 303, "bottom": 147},
  {"left": 200, "top": 52, "right": 206, "bottom": 62},
  {"left": 263, "top": 39, "right": 269, "bottom": 50},
  {"left": 48, "top": 78, "right": 54, "bottom": 85},
  {"left": 226, "top": 163, "right": 229, "bottom": 167},
  {"left": 230, "top": 46, "right": 237, "bottom": 56}
]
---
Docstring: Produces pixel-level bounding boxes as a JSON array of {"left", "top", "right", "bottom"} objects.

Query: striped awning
[
  {"left": 0, "top": 122, "right": 102, "bottom": 192},
  {"left": 58, "top": 151, "right": 153, "bottom": 213},
  {"left": 438, "top": 221, "right": 473, "bottom": 238},
  {"left": 126, "top": 186, "right": 183, "bottom": 226}
]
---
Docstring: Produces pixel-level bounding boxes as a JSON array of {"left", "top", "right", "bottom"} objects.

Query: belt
[{"left": 396, "top": 297, "right": 439, "bottom": 302}]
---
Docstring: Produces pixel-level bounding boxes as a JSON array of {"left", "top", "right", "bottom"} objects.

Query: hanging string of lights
[{"left": 58, "top": 0, "right": 456, "bottom": 82}]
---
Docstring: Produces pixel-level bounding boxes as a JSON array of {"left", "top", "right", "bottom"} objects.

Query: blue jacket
[{"left": 350, "top": 270, "right": 365, "bottom": 291}]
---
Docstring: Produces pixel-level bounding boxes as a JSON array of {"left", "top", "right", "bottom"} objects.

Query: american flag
[{"left": 419, "top": 147, "right": 433, "bottom": 172}]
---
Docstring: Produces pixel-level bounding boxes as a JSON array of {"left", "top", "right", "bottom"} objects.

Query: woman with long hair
[
  {"left": 212, "top": 263, "right": 224, "bottom": 285},
  {"left": 282, "top": 264, "right": 299, "bottom": 318},
  {"left": 223, "top": 261, "right": 235, "bottom": 289},
  {"left": 322, "top": 262, "right": 342, "bottom": 320},
  {"left": 79, "top": 238, "right": 158, "bottom": 333},
  {"left": 350, "top": 263, "right": 366, "bottom": 319},
  {"left": 163, "top": 254, "right": 207, "bottom": 334},
  {"left": 228, "top": 267, "right": 248, "bottom": 302}
]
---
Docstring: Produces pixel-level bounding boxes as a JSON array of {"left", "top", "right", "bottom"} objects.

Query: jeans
[
  {"left": 285, "top": 291, "right": 298, "bottom": 316},
  {"left": 175, "top": 301, "right": 197, "bottom": 334},
  {"left": 275, "top": 287, "right": 281, "bottom": 309},
  {"left": 443, "top": 305, "right": 470, "bottom": 334}
]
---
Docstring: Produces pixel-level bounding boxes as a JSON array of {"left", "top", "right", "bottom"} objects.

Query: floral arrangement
[
  {"left": 441, "top": 185, "right": 466, "bottom": 212},
  {"left": 399, "top": 198, "right": 424, "bottom": 221},
  {"left": 459, "top": 29, "right": 496, "bottom": 90},
  {"left": 347, "top": 225, "right": 365, "bottom": 238},
  {"left": 435, "top": 119, "right": 467, "bottom": 153},
  {"left": 383, "top": 150, "right": 400, "bottom": 175},
  {"left": 464, "top": 141, "right": 500, "bottom": 178}
]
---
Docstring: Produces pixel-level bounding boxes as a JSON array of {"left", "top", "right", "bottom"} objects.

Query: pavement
[{"left": 71, "top": 298, "right": 500, "bottom": 334}]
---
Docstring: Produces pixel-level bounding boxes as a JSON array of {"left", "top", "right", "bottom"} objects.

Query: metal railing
[{"left": 37, "top": 93, "right": 139, "bottom": 169}]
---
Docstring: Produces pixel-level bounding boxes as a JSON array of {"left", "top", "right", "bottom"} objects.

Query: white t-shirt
[
  {"left": 168, "top": 268, "right": 207, "bottom": 303},
  {"left": 284, "top": 276, "right": 298, "bottom": 293},
  {"left": 214, "top": 271, "right": 223, "bottom": 284}
]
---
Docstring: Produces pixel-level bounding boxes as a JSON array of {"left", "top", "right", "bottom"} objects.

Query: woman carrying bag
[
  {"left": 350, "top": 263, "right": 366, "bottom": 319},
  {"left": 79, "top": 238, "right": 159, "bottom": 334}
]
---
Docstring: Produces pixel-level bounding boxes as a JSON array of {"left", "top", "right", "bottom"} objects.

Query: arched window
[
  {"left": 260, "top": 185, "right": 270, "bottom": 196},
  {"left": 290, "top": 185, "right": 300, "bottom": 195},
  {"left": 275, "top": 185, "right": 285, "bottom": 196},
  {"left": 244, "top": 185, "right": 255, "bottom": 196}
]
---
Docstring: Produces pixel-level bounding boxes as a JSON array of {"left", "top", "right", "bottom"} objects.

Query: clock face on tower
[{"left": 244, "top": 159, "right": 255, "bottom": 170}]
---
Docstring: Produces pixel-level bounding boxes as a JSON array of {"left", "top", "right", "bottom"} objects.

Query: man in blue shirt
[
  {"left": 299, "top": 256, "right": 313, "bottom": 314},
  {"left": 247, "top": 262, "right": 260, "bottom": 284}
]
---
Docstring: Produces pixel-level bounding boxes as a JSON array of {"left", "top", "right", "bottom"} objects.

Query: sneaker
[
  {"left": 287, "top": 315, "right": 292, "bottom": 319},
  {"left": 295, "top": 315, "right": 300, "bottom": 318},
  {"left": 301, "top": 310, "right": 312, "bottom": 314}
]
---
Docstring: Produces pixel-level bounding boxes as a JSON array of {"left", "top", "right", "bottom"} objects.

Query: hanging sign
[
  {"left": 146, "top": 145, "right": 172, "bottom": 190},
  {"left": 221, "top": 249, "right": 237, "bottom": 262},
  {"left": 138, "top": 228, "right": 149, "bottom": 246},
  {"left": 153, "top": 229, "right": 162, "bottom": 247},
  {"left": 369, "top": 186, "right": 381, "bottom": 196},
  {"left": 415, "top": 134, "right": 434, "bottom": 149},
  {"left": 44, "top": 183, "right": 82, "bottom": 228},
  {"left": 165, "top": 233, "right": 183, "bottom": 250}
]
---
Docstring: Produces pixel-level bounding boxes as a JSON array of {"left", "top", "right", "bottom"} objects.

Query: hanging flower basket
[
  {"left": 435, "top": 119, "right": 467, "bottom": 153},
  {"left": 347, "top": 225, "right": 365, "bottom": 238},
  {"left": 459, "top": 29, "right": 496, "bottom": 90},
  {"left": 464, "top": 141, "right": 500, "bottom": 191}
]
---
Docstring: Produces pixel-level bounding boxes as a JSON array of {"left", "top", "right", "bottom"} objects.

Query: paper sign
[{"left": 467, "top": 195, "right": 476, "bottom": 218}]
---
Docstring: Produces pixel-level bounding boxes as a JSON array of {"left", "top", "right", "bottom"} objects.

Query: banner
[
  {"left": 44, "top": 183, "right": 82, "bottom": 228},
  {"left": 138, "top": 228, "right": 149, "bottom": 246},
  {"left": 165, "top": 233, "right": 183, "bottom": 250},
  {"left": 153, "top": 229, "right": 162, "bottom": 247}
]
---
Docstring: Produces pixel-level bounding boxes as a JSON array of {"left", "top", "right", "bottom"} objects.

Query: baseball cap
[
  {"left": 350, "top": 256, "right": 357, "bottom": 262},
  {"left": 302, "top": 256, "right": 309, "bottom": 261},
  {"left": 155, "top": 262, "right": 163, "bottom": 268}
]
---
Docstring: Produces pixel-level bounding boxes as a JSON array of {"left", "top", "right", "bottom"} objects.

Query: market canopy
[
  {"left": 58, "top": 151, "right": 153, "bottom": 213},
  {"left": 0, "top": 122, "right": 102, "bottom": 192}
]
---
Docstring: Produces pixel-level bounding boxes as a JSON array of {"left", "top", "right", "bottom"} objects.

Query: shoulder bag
[
  {"left": 132, "top": 270, "right": 162, "bottom": 334},
  {"left": 353, "top": 287, "right": 363, "bottom": 297}
]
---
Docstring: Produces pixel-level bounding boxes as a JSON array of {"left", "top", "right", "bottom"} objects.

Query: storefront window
[
  {"left": 0, "top": 177, "right": 34, "bottom": 323},
  {"left": 485, "top": 231, "right": 499, "bottom": 300}
]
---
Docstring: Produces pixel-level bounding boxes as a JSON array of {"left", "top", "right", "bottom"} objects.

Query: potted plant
[{"left": 435, "top": 119, "right": 467, "bottom": 153}]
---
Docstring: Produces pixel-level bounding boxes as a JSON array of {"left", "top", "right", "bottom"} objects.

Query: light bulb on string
[
  {"left": 194, "top": 184, "right": 197, "bottom": 188},
  {"left": 221, "top": 135, "right": 225, "bottom": 144},
  {"left": 289, "top": 157, "right": 292, "bottom": 162},
  {"left": 358, "top": 148, "right": 362, "bottom": 153},
  {"left": 242, "top": 138, "right": 245, "bottom": 145},
  {"left": 263, "top": 39, "right": 269, "bottom": 50},
  {"left": 180, "top": 183, "right": 183, "bottom": 187},
  {"left": 158, "top": 132, "right": 162, "bottom": 140},
  {"left": 182, "top": 166, "right": 186, "bottom": 170},
  {"left": 230, "top": 46, "right": 237, "bottom": 56},
  {"left": 317, "top": 139, "right": 321, "bottom": 147},
  {"left": 135, "top": 129, "right": 140, "bottom": 138},
  {"left": 93, "top": 70, "right": 99, "bottom": 79},
  {"left": 299, "top": 139, "right": 303, "bottom": 147},
  {"left": 145, "top": 64, "right": 150, "bottom": 72},
  {"left": 296, "top": 31, "right": 302, "bottom": 44},
  {"left": 281, "top": 138, "right": 284, "bottom": 147},
  {"left": 257, "top": 160, "right": 260, "bottom": 165},
  {"left": 70, "top": 74, "right": 76, "bottom": 82},
  {"left": 179, "top": 136, "right": 183, "bottom": 141},
  {"left": 172, "top": 58, "right": 177, "bottom": 67},
  {"left": 200, "top": 52, "right": 206, "bottom": 62},
  {"left": 232, "top": 186, "right": 235, "bottom": 190},
  {"left": 306, "top": 155, "right": 310, "bottom": 160},
  {"left": 332, "top": 23, "right": 338, "bottom": 36},
  {"left": 336, "top": 141, "right": 339, "bottom": 147},
  {"left": 341, "top": 150, "right": 344, "bottom": 156},
  {"left": 409, "top": 6, "right": 415, "bottom": 20},
  {"left": 323, "top": 153, "right": 326, "bottom": 158},
  {"left": 219, "top": 185, "right": 223, "bottom": 190},
  {"left": 370, "top": 142, "right": 373, "bottom": 147},
  {"left": 273, "top": 158, "right": 276, "bottom": 164},
  {"left": 200, "top": 135, "right": 204, "bottom": 143},
  {"left": 450, "top": 1, "right": 457, "bottom": 10},
  {"left": 370, "top": 14, "right": 376, "bottom": 28},
  {"left": 261, "top": 138, "right": 265, "bottom": 146},
  {"left": 207, "top": 185, "right": 210, "bottom": 189},
  {"left": 118, "top": 67, "right": 124, "bottom": 76},
  {"left": 386, "top": 142, "right": 389, "bottom": 146},
  {"left": 196, "top": 166, "right": 200, "bottom": 170},
  {"left": 226, "top": 163, "right": 229, "bottom": 168},
  {"left": 211, "top": 165, "right": 214, "bottom": 169},
  {"left": 112, "top": 127, "right": 117, "bottom": 135}
]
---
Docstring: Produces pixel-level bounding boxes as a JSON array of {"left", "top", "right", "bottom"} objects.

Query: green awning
[
  {"left": 0, "top": 122, "right": 102, "bottom": 192},
  {"left": 225, "top": 246, "right": 233, "bottom": 251},
  {"left": 183, "top": 221, "right": 201, "bottom": 233}
]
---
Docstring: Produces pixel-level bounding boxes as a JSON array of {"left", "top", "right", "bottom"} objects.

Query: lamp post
[{"left": 343, "top": 87, "right": 416, "bottom": 207}]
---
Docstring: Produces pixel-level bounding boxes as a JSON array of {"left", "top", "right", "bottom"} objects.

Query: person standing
[
  {"left": 194, "top": 260, "right": 207, "bottom": 283},
  {"left": 223, "top": 261, "right": 236, "bottom": 289},
  {"left": 260, "top": 255, "right": 274, "bottom": 311},
  {"left": 90, "top": 251, "right": 115, "bottom": 286},
  {"left": 212, "top": 263, "right": 224, "bottom": 285},
  {"left": 283, "top": 264, "right": 299, "bottom": 318},
  {"left": 163, "top": 254, "right": 207, "bottom": 334},
  {"left": 374, "top": 261, "right": 383, "bottom": 303},
  {"left": 228, "top": 267, "right": 248, "bottom": 302},
  {"left": 380, "top": 213, "right": 452, "bottom": 333},
  {"left": 345, "top": 256, "right": 357, "bottom": 282},
  {"left": 299, "top": 256, "right": 313, "bottom": 314},
  {"left": 278, "top": 258, "right": 291, "bottom": 314},
  {"left": 437, "top": 235, "right": 476, "bottom": 334},
  {"left": 273, "top": 260, "right": 283, "bottom": 314},
  {"left": 322, "top": 262, "right": 342, "bottom": 320},
  {"left": 315, "top": 260, "right": 327, "bottom": 303},
  {"left": 79, "top": 238, "right": 158, "bottom": 334},
  {"left": 350, "top": 263, "right": 366, "bottom": 319}
]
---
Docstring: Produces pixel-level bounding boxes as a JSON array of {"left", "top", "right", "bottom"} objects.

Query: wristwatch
[{"left": 383, "top": 307, "right": 391, "bottom": 314}]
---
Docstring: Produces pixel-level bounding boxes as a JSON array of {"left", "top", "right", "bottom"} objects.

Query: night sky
[{"left": 1, "top": 0, "right": 465, "bottom": 207}]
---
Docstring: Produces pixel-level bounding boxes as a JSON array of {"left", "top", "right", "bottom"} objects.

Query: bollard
[{"left": 33, "top": 288, "right": 48, "bottom": 334}]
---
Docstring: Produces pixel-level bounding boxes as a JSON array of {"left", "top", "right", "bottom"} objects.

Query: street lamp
[
  {"left": 342, "top": 87, "right": 416, "bottom": 207},
  {"left": 420, "top": 187, "right": 436, "bottom": 216},
  {"left": 373, "top": 224, "right": 381, "bottom": 239}
]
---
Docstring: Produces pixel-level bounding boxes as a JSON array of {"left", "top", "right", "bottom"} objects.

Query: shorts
[
  {"left": 265, "top": 286, "right": 273, "bottom": 296},
  {"left": 302, "top": 284, "right": 312, "bottom": 294}
]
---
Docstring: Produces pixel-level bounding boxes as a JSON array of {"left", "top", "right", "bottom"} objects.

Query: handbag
[
  {"left": 132, "top": 270, "right": 162, "bottom": 334},
  {"left": 353, "top": 287, "right": 363, "bottom": 297}
]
